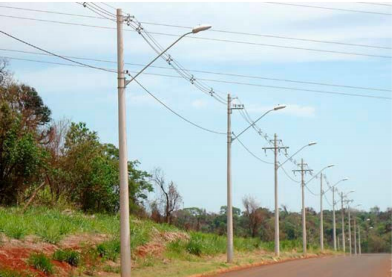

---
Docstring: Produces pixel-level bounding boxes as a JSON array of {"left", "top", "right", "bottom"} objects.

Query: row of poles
[{"left": 114, "top": 9, "right": 360, "bottom": 276}]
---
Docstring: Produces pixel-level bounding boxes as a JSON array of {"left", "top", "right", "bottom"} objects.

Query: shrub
[
  {"left": 96, "top": 239, "right": 120, "bottom": 261},
  {"left": 28, "top": 253, "right": 53, "bottom": 275},
  {"left": 53, "top": 249, "right": 80, "bottom": 267}
]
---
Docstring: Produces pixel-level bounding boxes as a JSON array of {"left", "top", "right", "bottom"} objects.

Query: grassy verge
[{"left": 0, "top": 207, "right": 329, "bottom": 277}]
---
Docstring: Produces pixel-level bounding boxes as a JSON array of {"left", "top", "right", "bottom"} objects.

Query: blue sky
[{"left": 1, "top": 2, "right": 391, "bottom": 213}]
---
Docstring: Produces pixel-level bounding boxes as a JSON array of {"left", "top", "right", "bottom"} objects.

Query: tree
[
  {"left": 151, "top": 168, "right": 182, "bottom": 224},
  {"left": 0, "top": 81, "right": 51, "bottom": 205},
  {"left": 242, "top": 196, "right": 264, "bottom": 238}
]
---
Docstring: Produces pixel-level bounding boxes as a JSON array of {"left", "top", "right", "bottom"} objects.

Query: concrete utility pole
[
  {"left": 226, "top": 94, "right": 244, "bottom": 263},
  {"left": 341, "top": 192, "right": 346, "bottom": 253},
  {"left": 347, "top": 203, "right": 352, "bottom": 255},
  {"left": 354, "top": 216, "right": 357, "bottom": 255},
  {"left": 262, "top": 134, "right": 289, "bottom": 257},
  {"left": 337, "top": 235, "right": 340, "bottom": 250},
  {"left": 226, "top": 93, "right": 233, "bottom": 263},
  {"left": 332, "top": 187, "right": 337, "bottom": 251},
  {"left": 117, "top": 9, "right": 131, "bottom": 277},
  {"left": 358, "top": 225, "right": 362, "bottom": 254},
  {"left": 293, "top": 159, "right": 313, "bottom": 255},
  {"left": 320, "top": 173, "right": 324, "bottom": 251}
]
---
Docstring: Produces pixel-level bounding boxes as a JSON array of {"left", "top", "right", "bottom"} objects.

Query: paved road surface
[{"left": 217, "top": 254, "right": 391, "bottom": 277}]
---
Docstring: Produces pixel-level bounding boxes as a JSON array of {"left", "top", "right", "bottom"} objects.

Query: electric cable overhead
[
  {"left": 1, "top": 13, "right": 390, "bottom": 60},
  {"left": 265, "top": 2, "right": 392, "bottom": 16},
  {"left": 357, "top": 2, "right": 392, "bottom": 7},
  {"left": 128, "top": 73, "right": 226, "bottom": 135},
  {"left": 1, "top": 4, "right": 389, "bottom": 50},
  {"left": 0, "top": 30, "right": 116, "bottom": 73},
  {"left": 0, "top": 30, "right": 226, "bottom": 136},
  {"left": 234, "top": 135, "right": 274, "bottom": 164},
  {"left": 5, "top": 54, "right": 389, "bottom": 101}
]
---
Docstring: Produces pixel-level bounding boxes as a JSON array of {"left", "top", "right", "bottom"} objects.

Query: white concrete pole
[
  {"left": 320, "top": 173, "right": 324, "bottom": 251},
  {"left": 274, "top": 133, "right": 280, "bottom": 256},
  {"left": 226, "top": 93, "right": 234, "bottom": 263},
  {"left": 301, "top": 159, "right": 307, "bottom": 255},
  {"left": 117, "top": 9, "right": 131, "bottom": 277},
  {"left": 358, "top": 225, "right": 362, "bottom": 255},
  {"left": 341, "top": 193, "right": 346, "bottom": 253},
  {"left": 348, "top": 205, "right": 352, "bottom": 255},
  {"left": 332, "top": 187, "right": 337, "bottom": 251},
  {"left": 354, "top": 216, "right": 357, "bottom": 255}
]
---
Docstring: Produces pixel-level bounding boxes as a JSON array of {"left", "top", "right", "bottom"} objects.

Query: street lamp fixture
[
  {"left": 192, "top": 24, "right": 212, "bottom": 33},
  {"left": 308, "top": 142, "right": 317, "bottom": 146},
  {"left": 278, "top": 141, "right": 317, "bottom": 169},
  {"left": 274, "top": 105, "right": 286, "bottom": 111}
]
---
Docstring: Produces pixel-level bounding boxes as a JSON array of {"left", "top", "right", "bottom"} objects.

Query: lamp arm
[
  {"left": 277, "top": 145, "right": 307, "bottom": 169},
  {"left": 125, "top": 31, "right": 192, "bottom": 86},
  {"left": 232, "top": 109, "right": 273, "bottom": 142}
]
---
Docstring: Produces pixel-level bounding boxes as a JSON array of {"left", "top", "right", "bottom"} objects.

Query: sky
[{"left": 0, "top": 1, "right": 391, "bottom": 213}]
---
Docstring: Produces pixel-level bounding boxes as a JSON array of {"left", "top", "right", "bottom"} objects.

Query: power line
[
  {"left": 3, "top": 48, "right": 389, "bottom": 93},
  {"left": 137, "top": 21, "right": 391, "bottom": 50},
  {"left": 128, "top": 74, "right": 226, "bottom": 135},
  {"left": 266, "top": 2, "right": 392, "bottom": 16},
  {"left": 0, "top": 30, "right": 226, "bottom": 136},
  {"left": 1, "top": 13, "right": 390, "bottom": 59},
  {"left": 280, "top": 165, "right": 301, "bottom": 183},
  {"left": 1, "top": 4, "right": 389, "bottom": 50},
  {"left": 235, "top": 135, "right": 273, "bottom": 164},
  {"left": 6, "top": 55, "right": 389, "bottom": 101},
  {"left": 101, "top": 2, "right": 117, "bottom": 10},
  {"left": 0, "top": 30, "right": 116, "bottom": 73},
  {"left": 357, "top": 2, "right": 392, "bottom": 7}
]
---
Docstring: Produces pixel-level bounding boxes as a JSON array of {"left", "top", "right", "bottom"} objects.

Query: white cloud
[
  {"left": 191, "top": 99, "right": 207, "bottom": 109},
  {"left": 247, "top": 104, "right": 316, "bottom": 117}
]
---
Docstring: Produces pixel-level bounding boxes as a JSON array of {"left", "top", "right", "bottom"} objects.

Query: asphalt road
[{"left": 217, "top": 254, "right": 391, "bottom": 277}]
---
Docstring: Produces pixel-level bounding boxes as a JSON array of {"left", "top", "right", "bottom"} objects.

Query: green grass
[
  {"left": 0, "top": 207, "right": 177, "bottom": 246},
  {"left": 28, "top": 253, "right": 53, "bottom": 275},
  {"left": 53, "top": 249, "right": 80, "bottom": 267},
  {"left": 0, "top": 268, "right": 27, "bottom": 277}
]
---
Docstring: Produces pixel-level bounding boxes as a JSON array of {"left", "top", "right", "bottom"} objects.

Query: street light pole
[
  {"left": 226, "top": 93, "right": 234, "bottom": 263},
  {"left": 230, "top": 104, "right": 285, "bottom": 261},
  {"left": 347, "top": 202, "right": 352, "bottom": 255},
  {"left": 301, "top": 159, "right": 306, "bottom": 255},
  {"left": 358, "top": 224, "right": 362, "bottom": 255},
  {"left": 117, "top": 17, "right": 212, "bottom": 275},
  {"left": 293, "top": 159, "right": 313, "bottom": 255},
  {"left": 332, "top": 187, "right": 337, "bottom": 251},
  {"left": 265, "top": 141, "right": 315, "bottom": 257},
  {"left": 320, "top": 173, "right": 324, "bottom": 251},
  {"left": 330, "top": 178, "right": 348, "bottom": 251},
  {"left": 354, "top": 216, "right": 357, "bottom": 255},
  {"left": 341, "top": 192, "right": 346, "bottom": 253},
  {"left": 117, "top": 9, "right": 131, "bottom": 277}
]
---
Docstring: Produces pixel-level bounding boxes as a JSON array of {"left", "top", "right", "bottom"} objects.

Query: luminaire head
[
  {"left": 308, "top": 142, "right": 317, "bottom": 146},
  {"left": 192, "top": 24, "right": 212, "bottom": 33},
  {"left": 327, "top": 164, "right": 335, "bottom": 168},
  {"left": 273, "top": 105, "right": 286, "bottom": 111},
  {"left": 343, "top": 178, "right": 349, "bottom": 181}
]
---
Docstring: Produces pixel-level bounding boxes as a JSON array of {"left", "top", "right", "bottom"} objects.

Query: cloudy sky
[{"left": 1, "top": 1, "right": 391, "bottom": 213}]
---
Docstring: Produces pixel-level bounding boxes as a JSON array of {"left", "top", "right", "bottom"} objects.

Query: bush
[
  {"left": 96, "top": 239, "right": 120, "bottom": 261},
  {"left": 53, "top": 249, "right": 80, "bottom": 267},
  {"left": 28, "top": 253, "right": 53, "bottom": 275}
]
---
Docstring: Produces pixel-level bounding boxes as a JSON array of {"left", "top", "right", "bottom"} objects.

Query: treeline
[
  {"left": 0, "top": 61, "right": 390, "bottom": 253},
  {"left": 169, "top": 200, "right": 391, "bottom": 253},
  {"left": 0, "top": 60, "right": 153, "bottom": 214}
]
